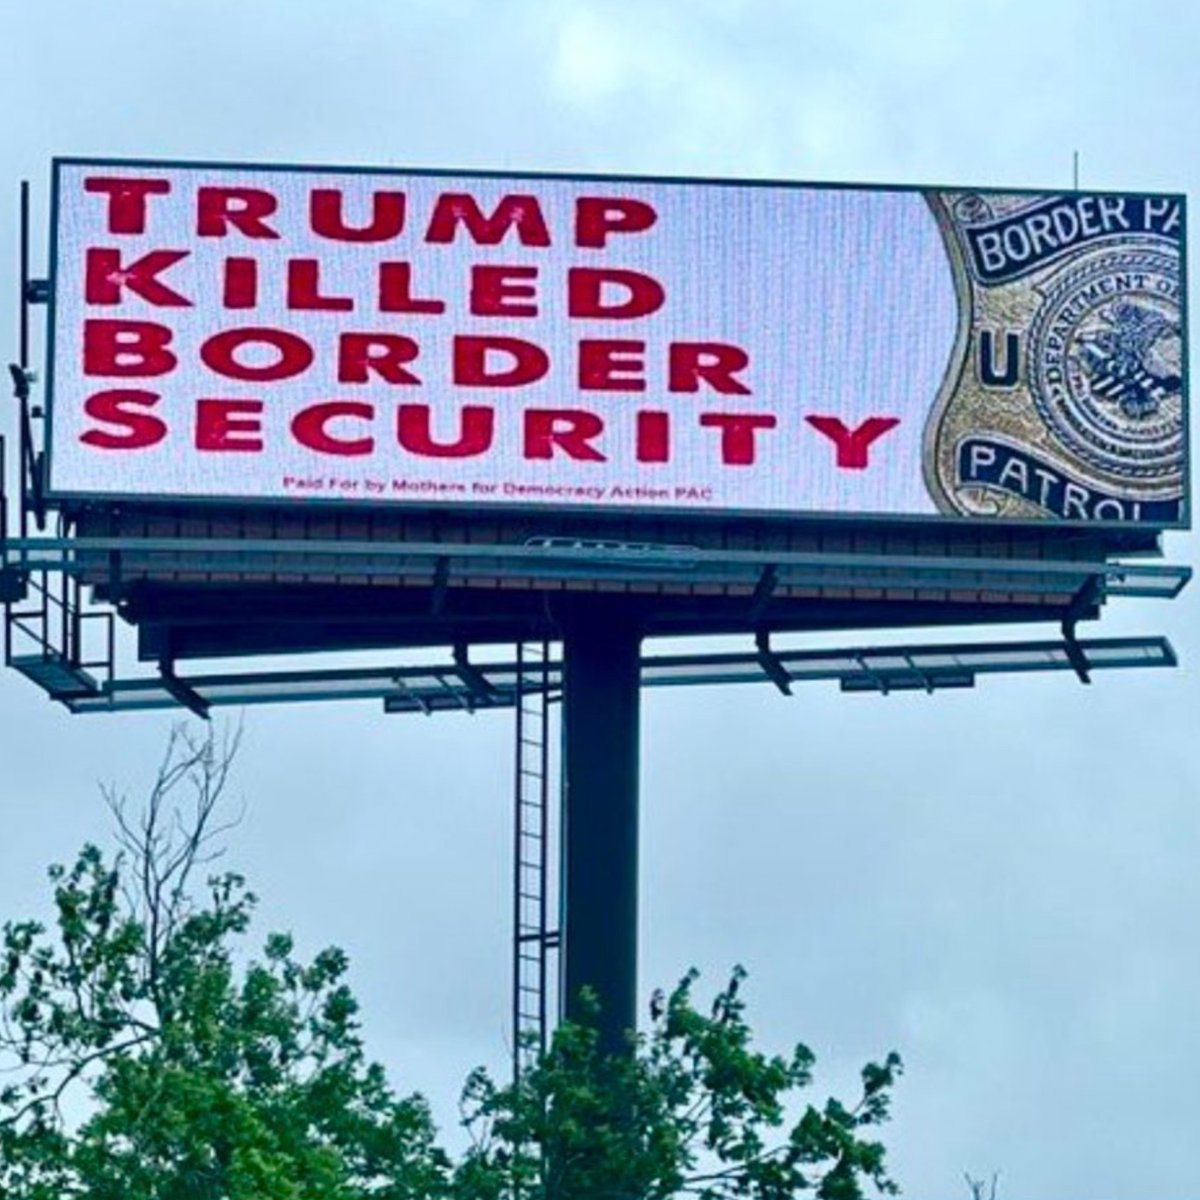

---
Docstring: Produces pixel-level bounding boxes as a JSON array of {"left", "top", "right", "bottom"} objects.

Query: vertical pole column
[
  {"left": 18, "top": 180, "right": 31, "bottom": 542},
  {"left": 560, "top": 614, "right": 641, "bottom": 1057}
]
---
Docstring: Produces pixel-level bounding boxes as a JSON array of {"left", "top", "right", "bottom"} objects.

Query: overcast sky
[{"left": 1, "top": 2, "right": 1198, "bottom": 1197}]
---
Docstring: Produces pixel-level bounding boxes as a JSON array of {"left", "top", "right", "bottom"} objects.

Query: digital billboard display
[{"left": 45, "top": 158, "right": 1188, "bottom": 525}]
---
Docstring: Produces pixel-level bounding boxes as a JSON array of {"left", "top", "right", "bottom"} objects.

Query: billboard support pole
[{"left": 560, "top": 610, "right": 641, "bottom": 1057}]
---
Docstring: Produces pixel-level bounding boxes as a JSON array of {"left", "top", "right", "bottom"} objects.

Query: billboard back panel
[{"left": 45, "top": 159, "right": 1188, "bottom": 526}]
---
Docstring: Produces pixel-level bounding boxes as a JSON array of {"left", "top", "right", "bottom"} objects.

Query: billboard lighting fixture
[
  {"left": 21, "top": 634, "right": 1176, "bottom": 715},
  {"left": 524, "top": 537, "right": 700, "bottom": 571},
  {"left": 839, "top": 660, "right": 975, "bottom": 694}
]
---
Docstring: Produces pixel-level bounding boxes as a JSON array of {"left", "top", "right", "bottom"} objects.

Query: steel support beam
[{"left": 560, "top": 615, "right": 641, "bottom": 1057}]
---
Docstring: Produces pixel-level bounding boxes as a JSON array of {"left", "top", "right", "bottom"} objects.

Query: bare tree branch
[
  {"left": 2, "top": 721, "right": 245, "bottom": 1138},
  {"left": 103, "top": 721, "right": 244, "bottom": 1011}
]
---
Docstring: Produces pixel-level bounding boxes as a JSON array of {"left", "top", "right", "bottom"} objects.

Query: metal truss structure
[{"left": 0, "top": 522, "right": 1188, "bottom": 714}]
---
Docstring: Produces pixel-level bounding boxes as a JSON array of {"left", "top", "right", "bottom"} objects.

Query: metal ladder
[
  {"left": 4, "top": 360, "right": 113, "bottom": 699},
  {"left": 512, "top": 640, "right": 561, "bottom": 1086}
]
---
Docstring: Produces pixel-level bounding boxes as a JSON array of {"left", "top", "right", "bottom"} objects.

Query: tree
[
  {"left": 0, "top": 726, "right": 447, "bottom": 1199},
  {"left": 963, "top": 1171, "right": 1000, "bottom": 1200},
  {"left": 456, "top": 971, "right": 901, "bottom": 1200},
  {"left": 0, "top": 726, "right": 902, "bottom": 1199}
]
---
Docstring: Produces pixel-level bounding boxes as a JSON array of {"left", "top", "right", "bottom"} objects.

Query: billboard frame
[
  {"left": 39, "top": 155, "right": 1192, "bottom": 532},
  {"left": 8, "top": 160, "right": 1196, "bottom": 1082}
]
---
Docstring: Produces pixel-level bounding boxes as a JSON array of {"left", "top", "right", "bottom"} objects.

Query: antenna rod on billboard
[
  {"left": 19, "top": 181, "right": 29, "bottom": 370},
  {"left": 1072, "top": 150, "right": 1080, "bottom": 190},
  {"left": 15, "top": 181, "right": 32, "bottom": 539}
]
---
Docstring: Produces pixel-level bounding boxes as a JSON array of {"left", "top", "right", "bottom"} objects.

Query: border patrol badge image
[{"left": 924, "top": 190, "right": 1186, "bottom": 524}]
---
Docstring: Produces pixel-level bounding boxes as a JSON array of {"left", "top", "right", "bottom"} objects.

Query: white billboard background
[{"left": 48, "top": 161, "right": 958, "bottom": 516}]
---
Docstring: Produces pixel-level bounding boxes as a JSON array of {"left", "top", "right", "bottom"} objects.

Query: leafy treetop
[{"left": 0, "top": 726, "right": 901, "bottom": 1200}]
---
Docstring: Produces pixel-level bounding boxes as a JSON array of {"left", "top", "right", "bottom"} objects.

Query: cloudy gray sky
[{"left": 1, "top": 2, "right": 1198, "bottom": 1196}]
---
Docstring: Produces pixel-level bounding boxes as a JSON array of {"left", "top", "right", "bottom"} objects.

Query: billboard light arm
[
  {"left": 1061, "top": 575, "right": 1104, "bottom": 685},
  {"left": 748, "top": 565, "right": 778, "bottom": 623},
  {"left": 1061, "top": 629, "right": 1092, "bottom": 686},
  {"left": 453, "top": 641, "right": 498, "bottom": 704},
  {"left": 430, "top": 557, "right": 450, "bottom": 615},
  {"left": 852, "top": 653, "right": 891, "bottom": 695},
  {"left": 754, "top": 629, "right": 792, "bottom": 696},
  {"left": 901, "top": 653, "right": 936, "bottom": 694},
  {"left": 157, "top": 658, "right": 211, "bottom": 720},
  {"left": 106, "top": 547, "right": 123, "bottom": 595}
]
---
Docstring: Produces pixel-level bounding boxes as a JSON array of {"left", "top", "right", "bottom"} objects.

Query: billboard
[{"left": 45, "top": 158, "right": 1188, "bottom": 526}]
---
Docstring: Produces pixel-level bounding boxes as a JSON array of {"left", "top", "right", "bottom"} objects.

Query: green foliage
[
  {"left": 0, "top": 729, "right": 902, "bottom": 1199},
  {"left": 0, "top": 847, "right": 447, "bottom": 1199},
  {"left": 457, "top": 969, "right": 901, "bottom": 1200},
  {"left": 0, "top": 728, "right": 447, "bottom": 1199}
]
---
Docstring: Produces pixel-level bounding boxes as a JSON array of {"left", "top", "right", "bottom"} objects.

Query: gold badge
[{"left": 924, "top": 190, "right": 1185, "bottom": 524}]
